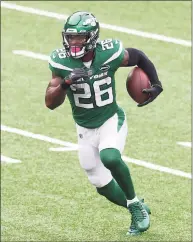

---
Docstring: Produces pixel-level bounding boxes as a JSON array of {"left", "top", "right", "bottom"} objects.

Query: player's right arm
[
  {"left": 45, "top": 49, "right": 69, "bottom": 110},
  {"left": 45, "top": 49, "right": 89, "bottom": 110},
  {"left": 45, "top": 72, "right": 67, "bottom": 110}
]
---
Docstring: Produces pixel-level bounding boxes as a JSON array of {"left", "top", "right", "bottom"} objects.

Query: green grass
[
  {"left": 9, "top": 1, "right": 191, "bottom": 40},
  {"left": 1, "top": 1, "right": 191, "bottom": 241}
]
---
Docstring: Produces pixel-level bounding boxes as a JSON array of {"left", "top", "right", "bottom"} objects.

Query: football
[{"left": 126, "top": 67, "right": 151, "bottom": 104}]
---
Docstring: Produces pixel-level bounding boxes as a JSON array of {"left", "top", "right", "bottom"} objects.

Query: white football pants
[{"left": 76, "top": 112, "right": 128, "bottom": 188}]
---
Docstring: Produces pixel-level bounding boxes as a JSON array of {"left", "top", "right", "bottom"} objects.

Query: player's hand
[
  {"left": 137, "top": 84, "right": 163, "bottom": 107},
  {"left": 65, "top": 68, "right": 89, "bottom": 85}
]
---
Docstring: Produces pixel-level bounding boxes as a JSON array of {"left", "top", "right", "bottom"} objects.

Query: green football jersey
[{"left": 48, "top": 39, "right": 125, "bottom": 128}]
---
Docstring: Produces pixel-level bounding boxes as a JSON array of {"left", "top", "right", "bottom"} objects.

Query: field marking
[
  {"left": 122, "top": 156, "right": 191, "bottom": 179},
  {"left": 2, "top": 1, "right": 191, "bottom": 47},
  {"left": 13, "top": 50, "right": 49, "bottom": 61},
  {"left": 49, "top": 147, "right": 78, "bottom": 151},
  {"left": 1, "top": 124, "right": 191, "bottom": 179},
  {"left": 1, "top": 125, "right": 78, "bottom": 149},
  {"left": 1, "top": 155, "right": 21, "bottom": 164},
  {"left": 13, "top": 50, "right": 49, "bottom": 60},
  {"left": 177, "top": 142, "right": 191, "bottom": 148}
]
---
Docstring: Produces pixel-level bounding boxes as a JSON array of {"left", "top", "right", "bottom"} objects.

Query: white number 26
[{"left": 71, "top": 77, "right": 113, "bottom": 109}]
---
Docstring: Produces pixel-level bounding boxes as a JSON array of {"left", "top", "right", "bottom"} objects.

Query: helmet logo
[
  {"left": 83, "top": 17, "right": 97, "bottom": 26},
  {"left": 91, "top": 21, "right": 96, "bottom": 26}
]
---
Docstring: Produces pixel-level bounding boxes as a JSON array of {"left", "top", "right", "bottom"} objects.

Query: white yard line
[
  {"left": 177, "top": 142, "right": 192, "bottom": 148},
  {"left": 13, "top": 50, "right": 48, "bottom": 61},
  {"left": 1, "top": 1, "right": 191, "bottom": 47},
  {"left": 1, "top": 124, "right": 191, "bottom": 179},
  {"left": 122, "top": 156, "right": 191, "bottom": 179},
  {"left": 49, "top": 147, "right": 78, "bottom": 151},
  {"left": 1, "top": 125, "right": 78, "bottom": 149},
  {"left": 13, "top": 50, "right": 49, "bottom": 61},
  {"left": 1, "top": 155, "right": 21, "bottom": 164}
]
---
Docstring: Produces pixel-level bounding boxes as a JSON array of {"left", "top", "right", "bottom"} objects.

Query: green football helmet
[{"left": 62, "top": 11, "right": 100, "bottom": 58}]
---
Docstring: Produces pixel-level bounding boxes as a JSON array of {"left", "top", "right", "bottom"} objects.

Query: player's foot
[
  {"left": 127, "top": 199, "right": 151, "bottom": 235},
  {"left": 127, "top": 198, "right": 151, "bottom": 234},
  {"left": 127, "top": 219, "right": 141, "bottom": 236}
]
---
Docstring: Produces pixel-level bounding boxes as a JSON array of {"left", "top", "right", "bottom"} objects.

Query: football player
[{"left": 45, "top": 11, "right": 163, "bottom": 236}]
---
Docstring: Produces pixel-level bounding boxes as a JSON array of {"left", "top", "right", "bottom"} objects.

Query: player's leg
[
  {"left": 76, "top": 124, "right": 127, "bottom": 208},
  {"left": 98, "top": 108, "right": 150, "bottom": 234},
  {"left": 99, "top": 108, "right": 136, "bottom": 200},
  {"left": 79, "top": 145, "right": 128, "bottom": 208},
  {"left": 100, "top": 148, "right": 150, "bottom": 234},
  {"left": 100, "top": 148, "right": 136, "bottom": 200}
]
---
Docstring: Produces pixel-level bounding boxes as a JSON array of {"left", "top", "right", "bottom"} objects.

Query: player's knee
[
  {"left": 79, "top": 158, "right": 96, "bottom": 170},
  {"left": 100, "top": 148, "right": 122, "bottom": 169},
  {"left": 88, "top": 175, "right": 104, "bottom": 187},
  {"left": 86, "top": 166, "right": 112, "bottom": 188},
  {"left": 78, "top": 149, "right": 97, "bottom": 170}
]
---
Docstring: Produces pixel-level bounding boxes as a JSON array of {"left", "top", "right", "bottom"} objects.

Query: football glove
[
  {"left": 65, "top": 68, "right": 89, "bottom": 84},
  {"left": 61, "top": 68, "right": 89, "bottom": 89},
  {"left": 137, "top": 84, "right": 163, "bottom": 107}
]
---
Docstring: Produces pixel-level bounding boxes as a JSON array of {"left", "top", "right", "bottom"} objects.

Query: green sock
[
  {"left": 111, "top": 157, "right": 136, "bottom": 200},
  {"left": 97, "top": 179, "right": 127, "bottom": 208},
  {"left": 100, "top": 148, "right": 135, "bottom": 200}
]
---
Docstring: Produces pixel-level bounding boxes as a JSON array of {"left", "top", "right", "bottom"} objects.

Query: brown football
[{"left": 126, "top": 67, "right": 151, "bottom": 104}]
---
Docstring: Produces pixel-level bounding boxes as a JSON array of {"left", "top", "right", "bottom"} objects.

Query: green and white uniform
[
  {"left": 49, "top": 39, "right": 124, "bottom": 128},
  {"left": 49, "top": 38, "right": 128, "bottom": 188}
]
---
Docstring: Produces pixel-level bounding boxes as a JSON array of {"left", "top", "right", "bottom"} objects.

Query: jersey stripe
[
  {"left": 102, "top": 41, "right": 123, "bottom": 65},
  {"left": 48, "top": 57, "right": 73, "bottom": 71},
  {"left": 117, "top": 106, "right": 125, "bottom": 131}
]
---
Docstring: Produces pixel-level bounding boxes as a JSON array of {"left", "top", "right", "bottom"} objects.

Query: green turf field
[{"left": 1, "top": 1, "right": 191, "bottom": 241}]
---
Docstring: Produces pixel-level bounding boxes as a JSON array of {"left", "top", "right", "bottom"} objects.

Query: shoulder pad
[
  {"left": 98, "top": 39, "right": 125, "bottom": 67},
  {"left": 48, "top": 48, "right": 73, "bottom": 74}
]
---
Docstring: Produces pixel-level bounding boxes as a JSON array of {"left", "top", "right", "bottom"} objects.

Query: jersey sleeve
[
  {"left": 48, "top": 49, "right": 73, "bottom": 78},
  {"left": 102, "top": 39, "right": 125, "bottom": 71},
  {"left": 48, "top": 50, "right": 63, "bottom": 77}
]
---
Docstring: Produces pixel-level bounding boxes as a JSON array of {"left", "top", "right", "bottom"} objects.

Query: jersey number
[
  {"left": 101, "top": 39, "right": 114, "bottom": 50},
  {"left": 71, "top": 77, "right": 113, "bottom": 109}
]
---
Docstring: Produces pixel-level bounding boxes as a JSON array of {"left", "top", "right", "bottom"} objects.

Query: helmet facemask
[{"left": 62, "top": 28, "right": 99, "bottom": 59}]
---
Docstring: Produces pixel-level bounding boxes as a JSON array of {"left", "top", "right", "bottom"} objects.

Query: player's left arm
[{"left": 120, "top": 48, "right": 163, "bottom": 107}]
